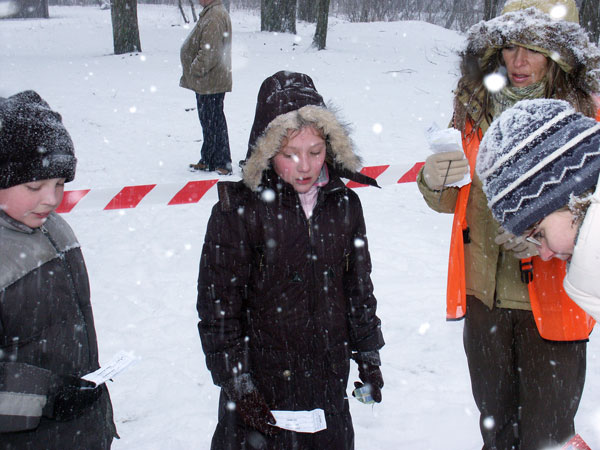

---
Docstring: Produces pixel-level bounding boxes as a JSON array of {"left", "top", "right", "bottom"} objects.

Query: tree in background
[
  {"left": 483, "top": 0, "right": 501, "bottom": 20},
  {"left": 298, "top": 0, "right": 317, "bottom": 22},
  {"left": 177, "top": 0, "right": 197, "bottom": 23},
  {"left": 312, "top": 0, "right": 330, "bottom": 50},
  {"left": 580, "top": 0, "right": 599, "bottom": 44},
  {"left": 111, "top": 0, "right": 142, "bottom": 54},
  {"left": 261, "top": 0, "right": 296, "bottom": 33},
  {"left": 2, "top": 0, "right": 48, "bottom": 18}
]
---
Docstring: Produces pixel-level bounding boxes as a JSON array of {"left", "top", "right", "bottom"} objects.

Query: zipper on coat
[{"left": 40, "top": 225, "right": 93, "bottom": 365}]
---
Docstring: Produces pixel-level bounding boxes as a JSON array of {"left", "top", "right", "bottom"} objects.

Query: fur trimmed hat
[
  {"left": 465, "top": 4, "right": 600, "bottom": 88},
  {"left": 242, "top": 71, "right": 373, "bottom": 191},
  {"left": 0, "top": 91, "right": 76, "bottom": 189},
  {"left": 502, "top": 0, "right": 579, "bottom": 24},
  {"left": 474, "top": 8, "right": 599, "bottom": 77},
  {"left": 477, "top": 98, "right": 600, "bottom": 235}
]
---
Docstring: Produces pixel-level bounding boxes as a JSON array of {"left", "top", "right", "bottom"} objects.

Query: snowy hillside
[{"left": 1, "top": 5, "right": 599, "bottom": 449}]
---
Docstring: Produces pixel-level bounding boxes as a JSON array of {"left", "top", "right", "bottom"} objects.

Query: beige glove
[
  {"left": 422, "top": 151, "right": 469, "bottom": 191},
  {"left": 495, "top": 227, "right": 539, "bottom": 259}
]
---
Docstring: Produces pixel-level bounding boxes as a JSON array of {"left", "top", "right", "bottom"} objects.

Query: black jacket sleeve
[
  {"left": 196, "top": 185, "right": 253, "bottom": 386},
  {"left": 344, "top": 192, "right": 384, "bottom": 353}
]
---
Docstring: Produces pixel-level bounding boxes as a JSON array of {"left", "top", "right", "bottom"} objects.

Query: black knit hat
[
  {"left": 245, "top": 71, "right": 325, "bottom": 159},
  {"left": 477, "top": 98, "right": 600, "bottom": 235},
  {"left": 0, "top": 90, "right": 76, "bottom": 189}
]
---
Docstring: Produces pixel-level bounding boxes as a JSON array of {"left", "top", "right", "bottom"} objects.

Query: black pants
[
  {"left": 463, "top": 296, "right": 586, "bottom": 450},
  {"left": 195, "top": 93, "right": 231, "bottom": 171}
]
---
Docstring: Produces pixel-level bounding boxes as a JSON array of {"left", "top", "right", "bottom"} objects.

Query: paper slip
[
  {"left": 271, "top": 409, "right": 327, "bottom": 433},
  {"left": 82, "top": 351, "right": 136, "bottom": 386},
  {"left": 425, "top": 123, "right": 471, "bottom": 188}
]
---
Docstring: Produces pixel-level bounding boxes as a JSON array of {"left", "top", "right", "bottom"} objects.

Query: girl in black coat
[{"left": 197, "top": 71, "right": 384, "bottom": 450}]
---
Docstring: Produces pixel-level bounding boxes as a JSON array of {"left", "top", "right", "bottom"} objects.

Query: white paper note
[
  {"left": 425, "top": 122, "right": 471, "bottom": 188},
  {"left": 82, "top": 351, "right": 137, "bottom": 386},
  {"left": 270, "top": 409, "right": 327, "bottom": 433}
]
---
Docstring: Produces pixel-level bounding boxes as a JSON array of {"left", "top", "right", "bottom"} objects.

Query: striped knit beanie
[{"left": 477, "top": 98, "right": 600, "bottom": 235}]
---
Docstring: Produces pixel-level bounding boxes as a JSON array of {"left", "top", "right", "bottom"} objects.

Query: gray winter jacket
[{"left": 0, "top": 211, "right": 116, "bottom": 449}]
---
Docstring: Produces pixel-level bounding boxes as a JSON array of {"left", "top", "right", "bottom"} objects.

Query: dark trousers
[
  {"left": 196, "top": 93, "right": 231, "bottom": 170},
  {"left": 463, "top": 295, "right": 586, "bottom": 450}
]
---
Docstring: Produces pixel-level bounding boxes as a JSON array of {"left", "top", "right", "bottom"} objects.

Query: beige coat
[
  {"left": 179, "top": 0, "right": 232, "bottom": 95},
  {"left": 417, "top": 119, "right": 531, "bottom": 311}
]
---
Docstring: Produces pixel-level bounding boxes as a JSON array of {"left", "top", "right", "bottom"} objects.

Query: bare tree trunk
[
  {"left": 111, "top": 0, "right": 142, "bottom": 54},
  {"left": 298, "top": 0, "right": 317, "bottom": 22},
  {"left": 359, "top": 2, "right": 369, "bottom": 22},
  {"left": 178, "top": 0, "right": 189, "bottom": 23},
  {"left": 312, "top": 0, "right": 330, "bottom": 50},
  {"left": 581, "top": 0, "right": 600, "bottom": 44},
  {"left": 444, "top": 0, "right": 460, "bottom": 29},
  {"left": 188, "top": 0, "right": 197, "bottom": 22},
  {"left": 483, "top": 0, "right": 501, "bottom": 20},
  {"left": 7, "top": 0, "right": 49, "bottom": 18},
  {"left": 261, "top": 0, "right": 297, "bottom": 33}
]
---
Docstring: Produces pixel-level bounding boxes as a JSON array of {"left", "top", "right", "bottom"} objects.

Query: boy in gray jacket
[{"left": 0, "top": 91, "right": 116, "bottom": 449}]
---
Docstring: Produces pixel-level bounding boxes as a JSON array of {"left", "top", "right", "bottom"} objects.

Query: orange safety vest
[{"left": 446, "top": 119, "right": 596, "bottom": 341}]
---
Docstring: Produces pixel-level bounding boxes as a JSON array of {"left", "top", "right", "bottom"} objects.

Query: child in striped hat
[{"left": 477, "top": 97, "right": 600, "bottom": 321}]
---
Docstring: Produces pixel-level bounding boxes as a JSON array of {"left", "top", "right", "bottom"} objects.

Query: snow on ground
[{"left": 1, "top": 5, "right": 599, "bottom": 449}]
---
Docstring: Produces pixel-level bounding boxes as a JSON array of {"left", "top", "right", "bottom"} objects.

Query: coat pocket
[{"left": 0, "top": 362, "right": 51, "bottom": 432}]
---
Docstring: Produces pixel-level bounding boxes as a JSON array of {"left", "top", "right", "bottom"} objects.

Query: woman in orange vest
[{"left": 416, "top": 0, "right": 600, "bottom": 448}]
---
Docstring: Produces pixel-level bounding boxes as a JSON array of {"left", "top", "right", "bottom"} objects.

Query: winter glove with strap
[
  {"left": 44, "top": 374, "right": 102, "bottom": 421},
  {"left": 221, "top": 374, "right": 278, "bottom": 436},
  {"left": 495, "top": 226, "right": 538, "bottom": 259},
  {"left": 422, "top": 150, "right": 469, "bottom": 191},
  {"left": 352, "top": 351, "right": 384, "bottom": 403}
]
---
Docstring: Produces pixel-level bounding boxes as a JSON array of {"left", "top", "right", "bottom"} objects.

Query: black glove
[
  {"left": 355, "top": 362, "right": 384, "bottom": 403},
  {"left": 222, "top": 374, "right": 278, "bottom": 436},
  {"left": 234, "top": 390, "right": 278, "bottom": 436},
  {"left": 48, "top": 375, "right": 102, "bottom": 421}
]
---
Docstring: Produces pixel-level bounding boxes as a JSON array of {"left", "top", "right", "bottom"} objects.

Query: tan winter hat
[{"left": 502, "top": 0, "right": 579, "bottom": 24}]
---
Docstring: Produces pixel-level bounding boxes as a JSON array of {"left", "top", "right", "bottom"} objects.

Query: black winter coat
[
  {"left": 0, "top": 212, "right": 116, "bottom": 449},
  {"left": 197, "top": 169, "right": 383, "bottom": 447}
]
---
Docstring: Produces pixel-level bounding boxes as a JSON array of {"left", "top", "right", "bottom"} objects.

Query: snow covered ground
[{"left": 1, "top": 5, "right": 599, "bottom": 449}]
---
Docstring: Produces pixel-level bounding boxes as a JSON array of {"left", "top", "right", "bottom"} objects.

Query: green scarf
[{"left": 491, "top": 81, "right": 546, "bottom": 119}]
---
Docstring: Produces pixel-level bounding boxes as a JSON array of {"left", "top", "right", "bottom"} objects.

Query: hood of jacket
[
  {"left": 243, "top": 71, "right": 369, "bottom": 191},
  {"left": 464, "top": 8, "right": 600, "bottom": 91}
]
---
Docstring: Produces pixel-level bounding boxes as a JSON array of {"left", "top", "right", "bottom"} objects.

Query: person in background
[
  {"left": 196, "top": 71, "right": 384, "bottom": 450},
  {"left": 477, "top": 99, "right": 600, "bottom": 323},
  {"left": 180, "top": 0, "right": 233, "bottom": 176},
  {"left": 0, "top": 91, "right": 117, "bottom": 449},
  {"left": 416, "top": 0, "right": 600, "bottom": 448}
]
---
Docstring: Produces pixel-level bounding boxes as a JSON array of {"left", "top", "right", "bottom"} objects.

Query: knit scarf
[{"left": 491, "top": 80, "right": 546, "bottom": 119}]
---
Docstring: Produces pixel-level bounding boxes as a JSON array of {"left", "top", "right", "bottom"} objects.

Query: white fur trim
[{"left": 242, "top": 105, "right": 362, "bottom": 190}]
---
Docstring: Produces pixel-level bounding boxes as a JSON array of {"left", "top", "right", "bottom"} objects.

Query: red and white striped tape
[{"left": 57, "top": 162, "right": 425, "bottom": 213}]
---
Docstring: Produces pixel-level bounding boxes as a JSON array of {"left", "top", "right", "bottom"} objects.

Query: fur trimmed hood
[
  {"left": 243, "top": 105, "right": 362, "bottom": 191},
  {"left": 242, "top": 71, "right": 367, "bottom": 191},
  {"left": 464, "top": 7, "right": 600, "bottom": 91}
]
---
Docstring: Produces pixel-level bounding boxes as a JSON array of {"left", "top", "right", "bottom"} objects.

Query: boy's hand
[{"left": 47, "top": 375, "right": 102, "bottom": 421}]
